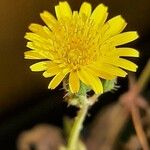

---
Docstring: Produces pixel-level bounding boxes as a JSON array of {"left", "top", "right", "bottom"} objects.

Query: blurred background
[{"left": 0, "top": 0, "right": 150, "bottom": 149}]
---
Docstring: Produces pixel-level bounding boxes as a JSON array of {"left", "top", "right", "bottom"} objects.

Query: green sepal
[
  {"left": 76, "top": 81, "right": 91, "bottom": 96},
  {"left": 102, "top": 78, "right": 117, "bottom": 92}
]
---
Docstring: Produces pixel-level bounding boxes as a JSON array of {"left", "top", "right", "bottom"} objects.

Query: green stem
[{"left": 67, "top": 97, "right": 89, "bottom": 150}]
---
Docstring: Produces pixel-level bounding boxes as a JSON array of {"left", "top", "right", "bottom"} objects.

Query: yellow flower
[{"left": 24, "top": 1, "right": 139, "bottom": 94}]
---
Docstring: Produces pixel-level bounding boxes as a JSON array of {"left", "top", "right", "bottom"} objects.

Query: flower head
[{"left": 24, "top": 1, "right": 139, "bottom": 94}]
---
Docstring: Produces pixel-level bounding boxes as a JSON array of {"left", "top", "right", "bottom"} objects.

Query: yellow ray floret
[{"left": 24, "top": 1, "right": 139, "bottom": 94}]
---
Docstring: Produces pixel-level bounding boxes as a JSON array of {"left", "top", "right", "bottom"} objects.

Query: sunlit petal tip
[
  {"left": 137, "top": 51, "right": 140, "bottom": 57},
  {"left": 26, "top": 42, "right": 29, "bottom": 47},
  {"left": 48, "top": 84, "right": 57, "bottom": 90},
  {"left": 24, "top": 33, "right": 36, "bottom": 41},
  {"left": 130, "top": 31, "right": 139, "bottom": 42},
  {"left": 40, "top": 10, "right": 56, "bottom": 21},
  {"left": 59, "top": 1, "right": 72, "bottom": 13},
  {"left": 43, "top": 71, "right": 56, "bottom": 78},
  {"left": 133, "top": 64, "right": 138, "bottom": 71},
  {"left": 40, "top": 11, "right": 44, "bottom": 15},
  {"left": 24, "top": 51, "right": 29, "bottom": 58},
  {"left": 24, "top": 33, "right": 28, "bottom": 39},
  {"left": 40, "top": 11, "right": 49, "bottom": 19},
  {"left": 116, "top": 58, "right": 138, "bottom": 72},
  {"left": 133, "top": 31, "right": 139, "bottom": 39},
  {"left": 81, "top": 2, "right": 91, "bottom": 6},
  {"left": 29, "top": 66, "right": 35, "bottom": 71},
  {"left": 97, "top": 3, "right": 108, "bottom": 13},
  {"left": 108, "top": 31, "right": 139, "bottom": 46},
  {"left": 94, "top": 86, "right": 103, "bottom": 94},
  {"left": 115, "top": 15, "right": 126, "bottom": 21},
  {"left": 28, "top": 23, "right": 42, "bottom": 32},
  {"left": 91, "top": 3, "right": 108, "bottom": 26},
  {"left": 55, "top": 1, "right": 72, "bottom": 19},
  {"left": 112, "top": 15, "right": 127, "bottom": 25},
  {"left": 40, "top": 11, "right": 48, "bottom": 16},
  {"left": 40, "top": 11, "right": 57, "bottom": 29},
  {"left": 43, "top": 71, "right": 49, "bottom": 78},
  {"left": 48, "top": 83, "right": 52, "bottom": 89},
  {"left": 79, "top": 2, "right": 92, "bottom": 17},
  {"left": 95, "top": 88, "right": 103, "bottom": 94},
  {"left": 116, "top": 48, "right": 139, "bottom": 58},
  {"left": 99, "top": 3, "right": 108, "bottom": 9},
  {"left": 95, "top": 78, "right": 103, "bottom": 94},
  {"left": 123, "top": 73, "right": 127, "bottom": 77},
  {"left": 24, "top": 51, "right": 46, "bottom": 59},
  {"left": 59, "top": 1, "right": 69, "bottom": 6},
  {"left": 28, "top": 23, "right": 34, "bottom": 30},
  {"left": 102, "top": 15, "right": 127, "bottom": 39},
  {"left": 55, "top": 5, "right": 60, "bottom": 19},
  {"left": 24, "top": 53, "right": 29, "bottom": 59}
]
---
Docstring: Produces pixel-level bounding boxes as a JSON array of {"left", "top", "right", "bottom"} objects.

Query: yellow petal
[
  {"left": 69, "top": 71, "right": 80, "bottom": 93},
  {"left": 107, "top": 31, "right": 139, "bottom": 46},
  {"left": 78, "top": 69, "right": 103, "bottom": 94},
  {"left": 55, "top": 2, "right": 72, "bottom": 20},
  {"left": 48, "top": 69, "right": 69, "bottom": 89},
  {"left": 24, "top": 51, "right": 46, "bottom": 59},
  {"left": 93, "top": 63, "right": 127, "bottom": 77},
  {"left": 38, "top": 51, "right": 54, "bottom": 60},
  {"left": 103, "top": 57, "right": 138, "bottom": 71},
  {"left": 55, "top": 5, "right": 61, "bottom": 20},
  {"left": 29, "top": 23, "right": 50, "bottom": 38},
  {"left": 115, "top": 58, "right": 138, "bottom": 71},
  {"left": 26, "top": 42, "right": 53, "bottom": 52},
  {"left": 30, "top": 61, "right": 49, "bottom": 71},
  {"left": 98, "top": 72, "right": 116, "bottom": 80},
  {"left": 83, "top": 67, "right": 103, "bottom": 93},
  {"left": 26, "top": 42, "right": 36, "bottom": 49},
  {"left": 116, "top": 47, "right": 139, "bottom": 57},
  {"left": 24, "top": 33, "right": 51, "bottom": 45},
  {"left": 87, "top": 66, "right": 116, "bottom": 80},
  {"left": 91, "top": 4, "right": 108, "bottom": 27},
  {"left": 29, "top": 23, "right": 43, "bottom": 33},
  {"left": 102, "top": 15, "right": 127, "bottom": 39},
  {"left": 24, "top": 33, "right": 39, "bottom": 41},
  {"left": 79, "top": 2, "right": 92, "bottom": 17},
  {"left": 77, "top": 69, "right": 90, "bottom": 86},
  {"left": 40, "top": 11, "right": 57, "bottom": 29},
  {"left": 43, "top": 65, "right": 61, "bottom": 78},
  {"left": 42, "top": 26, "right": 53, "bottom": 37},
  {"left": 93, "top": 77, "right": 103, "bottom": 94},
  {"left": 43, "top": 71, "right": 59, "bottom": 78},
  {"left": 26, "top": 42, "right": 54, "bottom": 60}
]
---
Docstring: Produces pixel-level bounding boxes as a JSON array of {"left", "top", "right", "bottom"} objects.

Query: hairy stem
[{"left": 67, "top": 97, "right": 89, "bottom": 150}]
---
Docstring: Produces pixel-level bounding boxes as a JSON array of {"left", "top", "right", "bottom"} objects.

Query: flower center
[{"left": 52, "top": 15, "right": 101, "bottom": 69}]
